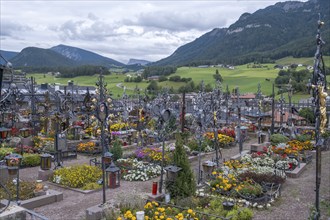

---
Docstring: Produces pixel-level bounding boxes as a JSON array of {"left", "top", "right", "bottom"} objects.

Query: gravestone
[
  {"left": 57, "top": 132, "right": 67, "bottom": 151},
  {"left": 21, "top": 137, "right": 33, "bottom": 146}
]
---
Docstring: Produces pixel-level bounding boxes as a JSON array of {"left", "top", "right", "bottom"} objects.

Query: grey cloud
[
  {"left": 88, "top": 13, "right": 99, "bottom": 21},
  {"left": 125, "top": 10, "right": 226, "bottom": 33},
  {"left": 0, "top": 21, "right": 32, "bottom": 37},
  {"left": 58, "top": 19, "right": 117, "bottom": 41}
]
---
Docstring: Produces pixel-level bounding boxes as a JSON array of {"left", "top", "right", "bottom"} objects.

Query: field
[
  {"left": 27, "top": 56, "right": 328, "bottom": 101},
  {"left": 275, "top": 55, "right": 330, "bottom": 66},
  {"left": 172, "top": 64, "right": 279, "bottom": 96}
]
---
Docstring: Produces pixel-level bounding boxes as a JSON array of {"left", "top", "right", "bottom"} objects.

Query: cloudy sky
[{"left": 1, "top": 0, "right": 305, "bottom": 64}]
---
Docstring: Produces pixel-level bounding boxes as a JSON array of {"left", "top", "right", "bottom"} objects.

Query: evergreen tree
[
  {"left": 166, "top": 133, "right": 196, "bottom": 198},
  {"left": 213, "top": 69, "right": 223, "bottom": 82},
  {"left": 110, "top": 138, "right": 123, "bottom": 161}
]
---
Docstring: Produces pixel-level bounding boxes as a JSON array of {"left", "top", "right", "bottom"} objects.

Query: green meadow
[
  {"left": 28, "top": 56, "right": 327, "bottom": 101},
  {"left": 172, "top": 64, "right": 279, "bottom": 96},
  {"left": 275, "top": 56, "right": 330, "bottom": 66}
]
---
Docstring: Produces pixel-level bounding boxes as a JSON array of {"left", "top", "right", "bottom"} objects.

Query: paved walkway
[{"left": 9, "top": 137, "right": 330, "bottom": 219}]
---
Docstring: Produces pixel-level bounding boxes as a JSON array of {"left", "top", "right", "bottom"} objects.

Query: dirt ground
[{"left": 12, "top": 138, "right": 330, "bottom": 220}]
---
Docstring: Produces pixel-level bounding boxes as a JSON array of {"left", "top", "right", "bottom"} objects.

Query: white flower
[
  {"left": 53, "top": 175, "right": 61, "bottom": 184},
  {"left": 275, "top": 143, "right": 288, "bottom": 149}
]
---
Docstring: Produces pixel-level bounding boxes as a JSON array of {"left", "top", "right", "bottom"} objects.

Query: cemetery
[{"left": 0, "top": 18, "right": 330, "bottom": 220}]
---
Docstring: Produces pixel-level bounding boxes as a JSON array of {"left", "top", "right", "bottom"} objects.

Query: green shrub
[
  {"left": 0, "top": 148, "right": 14, "bottom": 160},
  {"left": 238, "top": 208, "right": 253, "bottom": 220},
  {"left": 175, "top": 196, "right": 199, "bottom": 209},
  {"left": 321, "top": 131, "right": 330, "bottom": 139},
  {"left": 22, "top": 153, "right": 41, "bottom": 167},
  {"left": 270, "top": 134, "right": 289, "bottom": 145},
  {"left": 187, "top": 139, "right": 208, "bottom": 152},
  {"left": 296, "top": 134, "right": 311, "bottom": 142},
  {"left": 204, "top": 197, "right": 253, "bottom": 220},
  {"left": 110, "top": 139, "right": 123, "bottom": 161},
  {"left": 67, "top": 134, "right": 75, "bottom": 140},
  {"left": 227, "top": 208, "right": 253, "bottom": 220}
]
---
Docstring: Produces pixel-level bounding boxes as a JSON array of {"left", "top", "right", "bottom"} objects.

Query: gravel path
[{"left": 15, "top": 137, "right": 330, "bottom": 220}]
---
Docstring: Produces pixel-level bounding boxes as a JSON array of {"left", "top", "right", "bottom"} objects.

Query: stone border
[
  {"left": 47, "top": 182, "right": 103, "bottom": 194},
  {"left": 86, "top": 204, "right": 106, "bottom": 220},
  {"left": 0, "top": 189, "right": 63, "bottom": 210},
  {"left": 0, "top": 204, "right": 26, "bottom": 219},
  {"left": 285, "top": 163, "right": 307, "bottom": 178}
]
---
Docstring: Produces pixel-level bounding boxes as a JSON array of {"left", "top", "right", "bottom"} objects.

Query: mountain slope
[
  {"left": 153, "top": 0, "right": 330, "bottom": 66},
  {"left": 0, "top": 50, "right": 19, "bottom": 65},
  {"left": 50, "top": 44, "right": 124, "bottom": 67},
  {"left": 127, "top": 58, "right": 151, "bottom": 66},
  {"left": 9, "top": 47, "right": 77, "bottom": 67}
]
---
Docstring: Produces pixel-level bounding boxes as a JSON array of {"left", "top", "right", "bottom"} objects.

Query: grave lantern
[
  {"left": 40, "top": 153, "right": 52, "bottom": 170},
  {"left": 72, "top": 125, "right": 82, "bottom": 140},
  {"left": 222, "top": 201, "right": 234, "bottom": 211},
  {"left": 202, "top": 160, "right": 216, "bottom": 178},
  {"left": 105, "top": 162, "right": 120, "bottom": 189},
  {"left": 164, "top": 165, "right": 182, "bottom": 182},
  {"left": 102, "top": 151, "right": 113, "bottom": 167},
  {"left": 0, "top": 127, "right": 10, "bottom": 140},
  {"left": 19, "top": 128, "right": 30, "bottom": 138},
  {"left": 5, "top": 153, "right": 22, "bottom": 175}
]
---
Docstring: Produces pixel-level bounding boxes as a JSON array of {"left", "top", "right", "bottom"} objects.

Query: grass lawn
[
  {"left": 173, "top": 64, "right": 279, "bottom": 96},
  {"left": 276, "top": 56, "right": 330, "bottom": 67},
  {"left": 27, "top": 56, "right": 324, "bottom": 100}
]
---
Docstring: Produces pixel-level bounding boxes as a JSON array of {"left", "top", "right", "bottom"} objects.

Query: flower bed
[
  {"left": 135, "top": 147, "right": 170, "bottom": 164},
  {"left": 204, "top": 132, "right": 235, "bottom": 148},
  {"left": 116, "top": 158, "right": 162, "bottom": 181},
  {"left": 114, "top": 197, "right": 253, "bottom": 220},
  {"left": 52, "top": 165, "right": 102, "bottom": 189},
  {"left": 206, "top": 145, "right": 294, "bottom": 205},
  {"left": 272, "top": 141, "right": 313, "bottom": 156},
  {"left": 218, "top": 127, "right": 236, "bottom": 138},
  {"left": 110, "top": 123, "right": 129, "bottom": 131},
  {"left": 77, "top": 141, "right": 98, "bottom": 153}
]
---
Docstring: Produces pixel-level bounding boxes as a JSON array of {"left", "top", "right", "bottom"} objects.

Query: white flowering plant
[
  {"left": 117, "top": 158, "right": 162, "bottom": 181},
  {"left": 275, "top": 157, "right": 298, "bottom": 170}
]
